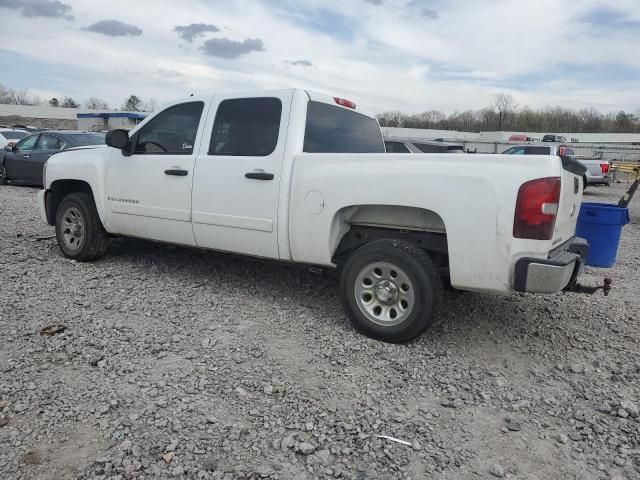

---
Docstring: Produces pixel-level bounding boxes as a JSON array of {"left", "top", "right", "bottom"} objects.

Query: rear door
[
  {"left": 30, "top": 134, "right": 64, "bottom": 183},
  {"left": 191, "top": 92, "right": 292, "bottom": 258}
]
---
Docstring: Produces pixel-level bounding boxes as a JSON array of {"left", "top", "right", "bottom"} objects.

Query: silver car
[{"left": 502, "top": 144, "right": 611, "bottom": 188}]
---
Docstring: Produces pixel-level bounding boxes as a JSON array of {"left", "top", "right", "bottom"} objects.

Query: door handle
[
  {"left": 23, "top": 154, "right": 30, "bottom": 158},
  {"left": 245, "top": 171, "right": 274, "bottom": 180},
  {"left": 164, "top": 168, "right": 188, "bottom": 176}
]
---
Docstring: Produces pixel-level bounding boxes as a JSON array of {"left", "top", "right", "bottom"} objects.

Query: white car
[
  {"left": 0, "top": 129, "right": 29, "bottom": 149},
  {"left": 38, "top": 89, "right": 594, "bottom": 343}
]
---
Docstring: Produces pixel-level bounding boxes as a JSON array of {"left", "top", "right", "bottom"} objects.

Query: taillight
[
  {"left": 334, "top": 97, "right": 356, "bottom": 109},
  {"left": 513, "top": 177, "right": 561, "bottom": 240},
  {"left": 600, "top": 163, "right": 609, "bottom": 174}
]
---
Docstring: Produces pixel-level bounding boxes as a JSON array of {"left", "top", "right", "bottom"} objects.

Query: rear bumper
[
  {"left": 586, "top": 173, "right": 611, "bottom": 185},
  {"left": 514, "top": 237, "right": 588, "bottom": 293}
]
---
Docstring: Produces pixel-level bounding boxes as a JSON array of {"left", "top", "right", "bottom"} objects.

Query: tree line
[
  {"left": 378, "top": 93, "right": 640, "bottom": 134},
  {"left": 0, "top": 84, "right": 157, "bottom": 112}
]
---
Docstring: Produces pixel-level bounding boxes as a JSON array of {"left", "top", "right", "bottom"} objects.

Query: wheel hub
[
  {"left": 374, "top": 280, "right": 399, "bottom": 305},
  {"left": 353, "top": 261, "right": 416, "bottom": 327}
]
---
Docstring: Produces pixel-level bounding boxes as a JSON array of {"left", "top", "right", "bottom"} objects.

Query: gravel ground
[{"left": 0, "top": 183, "right": 639, "bottom": 480}]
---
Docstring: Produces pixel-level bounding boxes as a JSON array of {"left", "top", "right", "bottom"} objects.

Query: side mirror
[
  {"left": 105, "top": 129, "right": 130, "bottom": 150},
  {"left": 4, "top": 145, "right": 12, "bottom": 152}
]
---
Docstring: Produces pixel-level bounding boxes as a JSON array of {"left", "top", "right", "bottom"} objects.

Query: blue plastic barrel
[{"left": 575, "top": 202, "right": 630, "bottom": 268}]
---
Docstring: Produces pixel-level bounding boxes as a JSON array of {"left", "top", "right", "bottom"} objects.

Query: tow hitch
[{"left": 568, "top": 278, "right": 612, "bottom": 296}]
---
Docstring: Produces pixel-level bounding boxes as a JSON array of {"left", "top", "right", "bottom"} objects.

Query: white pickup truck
[{"left": 38, "top": 89, "right": 595, "bottom": 342}]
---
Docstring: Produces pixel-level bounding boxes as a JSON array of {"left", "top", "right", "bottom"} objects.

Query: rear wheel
[
  {"left": 0, "top": 165, "right": 8, "bottom": 185},
  {"left": 340, "top": 239, "right": 442, "bottom": 343},
  {"left": 55, "top": 192, "right": 109, "bottom": 261}
]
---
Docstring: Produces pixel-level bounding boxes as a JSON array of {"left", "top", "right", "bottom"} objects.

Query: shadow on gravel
[{"left": 103, "top": 236, "right": 547, "bottom": 349}]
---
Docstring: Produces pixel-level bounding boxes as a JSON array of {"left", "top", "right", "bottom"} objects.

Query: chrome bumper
[{"left": 514, "top": 238, "right": 588, "bottom": 293}]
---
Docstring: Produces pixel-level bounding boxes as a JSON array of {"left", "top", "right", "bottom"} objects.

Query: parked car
[
  {"left": 0, "top": 128, "right": 29, "bottom": 149},
  {"left": 385, "top": 139, "right": 465, "bottom": 153},
  {"left": 39, "top": 89, "right": 591, "bottom": 343},
  {"left": 0, "top": 131, "right": 105, "bottom": 186},
  {"left": 502, "top": 144, "right": 610, "bottom": 188},
  {"left": 542, "top": 134, "right": 567, "bottom": 143}
]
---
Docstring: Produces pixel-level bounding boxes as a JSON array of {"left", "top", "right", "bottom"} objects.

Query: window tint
[
  {"left": 414, "top": 143, "right": 443, "bottom": 153},
  {"left": 564, "top": 148, "right": 575, "bottom": 156},
  {"left": 524, "top": 146, "right": 551, "bottom": 155},
  {"left": 36, "top": 135, "right": 64, "bottom": 150},
  {"left": 304, "top": 101, "right": 384, "bottom": 153},
  {"left": 384, "top": 141, "right": 411, "bottom": 153},
  {"left": 446, "top": 145, "right": 464, "bottom": 152},
  {"left": 135, "top": 102, "right": 204, "bottom": 155},
  {"left": 15, "top": 134, "right": 38, "bottom": 150},
  {"left": 1, "top": 131, "right": 28, "bottom": 140},
  {"left": 209, "top": 98, "right": 282, "bottom": 156}
]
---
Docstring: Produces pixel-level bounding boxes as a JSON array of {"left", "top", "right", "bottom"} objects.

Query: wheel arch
[
  {"left": 330, "top": 204, "right": 449, "bottom": 272},
  {"left": 45, "top": 179, "right": 96, "bottom": 226}
]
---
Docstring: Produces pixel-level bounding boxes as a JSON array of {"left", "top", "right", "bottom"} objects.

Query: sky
[{"left": 0, "top": 0, "right": 639, "bottom": 114}]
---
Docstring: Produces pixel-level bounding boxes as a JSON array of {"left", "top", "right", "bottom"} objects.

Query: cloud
[
  {"left": 199, "top": 37, "right": 264, "bottom": 59},
  {"left": 286, "top": 59, "right": 313, "bottom": 67},
  {"left": 84, "top": 20, "right": 143, "bottom": 37},
  {"left": 174, "top": 23, "right": 220, "bottom": 42},
  {"left": 364, "top": 0, "right": 384, "bottom": 4},
  {"left": 407, "top": 1, "right": 439, "bottom": 18},
  {"left": 0, "top": 0, "right": 73, "bottom": 20},
  {"left": 157, "top": 68, "right": 183, "bottom": 78}
]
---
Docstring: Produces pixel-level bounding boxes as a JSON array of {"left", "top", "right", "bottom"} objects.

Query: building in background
[
  {"left": 0, "top": 104, "right": 79, "bottom": 130},
  {"left": 77, "top": 111, "right": 148, "bottom": 132}
]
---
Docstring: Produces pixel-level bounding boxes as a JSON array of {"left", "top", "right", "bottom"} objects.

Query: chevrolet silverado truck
[{"left": 38, "top": 89, "right": 592, "bottom": 343}]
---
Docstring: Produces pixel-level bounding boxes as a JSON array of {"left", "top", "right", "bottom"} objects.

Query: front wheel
[
  {"left": 55, "top": 192, "right": 109, "bottom": 261},
  {"left": 0, "top": 165, "right": 8, "bottom": 185},
  {"left": 339, "top": 239, "right": 443, "bottom": 343}
]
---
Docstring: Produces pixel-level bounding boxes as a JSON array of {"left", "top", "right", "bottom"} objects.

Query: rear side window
[
  {"left": 385, "top": 141, "right": 411, "bottom": 153},
  {"left": 135, "top": 102, "right": 204, "bottom": 155},
  {"left": 68, "top": 134, "right": 106, "bottom": 146},
  {"left": 304, "top": 101, "right": 384, "bottom": 153},
  {"left": 1, "top": 131, "right": 28, "bottom": 140},
  {"left": 209, "top": 98, "right": 282, "bottom": 156},
  {"left": 503, "top": 147, "right": 525, "bottom": 154},
  {"left": 524, "top": 146, "right": 551, "bottom": 155},
  {"left": 414, "top": 143, "right": 443, "bottom": 153},
  {"left": 446, "top": 145, "right": 464, "bottom": 152}
]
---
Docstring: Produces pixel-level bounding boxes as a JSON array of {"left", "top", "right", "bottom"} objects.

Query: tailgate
[{"left": 554, "top": 157, "right": 586, "bottom": 245}]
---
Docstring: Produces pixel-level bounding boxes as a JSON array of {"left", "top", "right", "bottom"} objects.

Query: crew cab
[{"left": 38, "top": 89, "right": 590, "bottom": 343}]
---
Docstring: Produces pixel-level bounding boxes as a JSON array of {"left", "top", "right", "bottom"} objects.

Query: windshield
[
  {"left": 1, "top": 131, "right": 29, "bottom": 140},
  {"left": 68, "top": 133, "right": 106, "bottom": 146},
  {"left": 303, "top": 101, "right": 385, "bottom": 153}
]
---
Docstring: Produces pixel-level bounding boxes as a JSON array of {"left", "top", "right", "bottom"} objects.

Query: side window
[
  {"left": 36, "top": 135, "right": 64, "bottom": 150},
  {"left": 135, "top": 102, "right": 204, "bottom": 155},
  {"left": 565, "top": 148, "right": 575, "bottom": 156},
  {"left": 209, "top": 98, "right": 282, "bottom": 157},
  {"left": 414, "top": 143, "right": 442, "bottom": 153},
  {"left": 504, "top": 147, "right": 526, "bottom": 154},
  {"left": 385, "top": 141, "right": 411, "bottom": 153},
  {"left": 15, "top": 135, "right": 38, "bottom": 151}
]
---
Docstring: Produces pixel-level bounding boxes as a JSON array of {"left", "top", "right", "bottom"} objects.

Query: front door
[
  {"left": 105, "top": 100, "right": 206, "bottom": 246},
  {"left": 191, "top": 93, "right": 292, "bottom": 259},
  {"left": 4, "top": 134, "right": 39, "bottom": 183}
]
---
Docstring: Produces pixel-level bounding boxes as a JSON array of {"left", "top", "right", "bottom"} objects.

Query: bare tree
[
  {"left": 49, "top": 97, "right": 60, "bottom": 107},
  {"left": 143, "top": 98, "right": 158, "bottom": 112},
  {"left": 123, "top": 95, "right": 143, "bottom": 112},
  {"left": 85, "top": 97, "right": 109, "bottom": 110},
  {"left": 492, "top": 93, "right": 518, "bottom": 131}
]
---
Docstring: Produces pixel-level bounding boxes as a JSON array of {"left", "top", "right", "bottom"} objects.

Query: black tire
[
  {"left": 582, "top": 175, "right": 588, "bottom": 191},
  {"left": 55, "top": 192, "right": 109, "bottom": 261},
  {"left": 0, "top": 165, "right": 8, "bottom": 185},
  {"left": 339, "top": 239, "right": 443, "bottom": 343}
]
